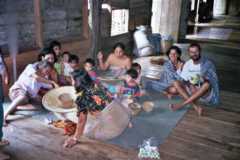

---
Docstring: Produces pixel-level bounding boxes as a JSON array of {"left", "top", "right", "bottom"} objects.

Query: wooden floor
[
  {"left": 160, "top": 91, "right": 240, "bottom": 160},
  {"left": 1, "top": 90, "right": 239, "bottom": 160},
  {"left": 2, "top": 29, "right": 240, "bottom": 160}
]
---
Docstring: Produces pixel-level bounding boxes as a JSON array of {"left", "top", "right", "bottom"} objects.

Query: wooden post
[
  {"left": 194, "top": 0, "right": 200, "bottom": 34},
  {"left": 151, "top": 0, "right": 188, "bottom": 42},
  {"left": 82, "top": 0, "right": 89, "bottom": 39},
  {"left": 34, "top": 0, "right": 43, "bottom": 48},
  {"left": 89, "top": 0, "right": 103, "bottom": 61}
]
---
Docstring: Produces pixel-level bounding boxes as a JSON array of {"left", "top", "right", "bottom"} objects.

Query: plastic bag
[{"left": 83, "top": 99, "right": 131, "bottom": 140}]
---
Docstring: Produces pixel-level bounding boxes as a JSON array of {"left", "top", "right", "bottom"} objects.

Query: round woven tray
[{"left": 42, "top": 86, "right": 77, "bottom": 113}]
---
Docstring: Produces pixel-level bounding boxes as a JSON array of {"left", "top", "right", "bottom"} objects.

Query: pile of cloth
[{"left": 51, "top": 120, "right": 76, "bottom": 136}]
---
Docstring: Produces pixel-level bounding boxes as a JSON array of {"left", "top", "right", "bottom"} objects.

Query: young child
[
  {"left": 68, "top": 54, "right": 79, "bottom": 71},
  {"left": 121, "top": 68, "right": 141, "bottom": 129},
  {"left": 131, "top": 63, "right": 142, "bottom": 85},
  {"left": 61, "top": 54, "right": 79, "bottom": 85},
  {"left": 121, "top": 68, "right": 141, "bottom": 98},
  {"left": 84, "top": 58, "right": 99, "bottom": 84},
  {"left": 0, "top": 50, "right": 9, "bottom": 146},
  {"left": 54, "top": 52, "right": 71, "bottom": 85},
  {"left": 105, "top": 68, "right": 141, "bottom": 99},
  {"left": 54, "top": 52, "right": 70, "bottom": 75}
]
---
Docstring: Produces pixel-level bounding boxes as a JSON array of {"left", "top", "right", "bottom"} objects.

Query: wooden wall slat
[{"left": 33, "top": 0, "right": 44, "bottom": 48}]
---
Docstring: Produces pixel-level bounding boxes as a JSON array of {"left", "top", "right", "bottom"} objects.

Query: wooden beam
[
  {"left": 188, "top": 22, "right": 240, "bottom": 30},
  {"left": 82, "top": 0, "right": 89, "bottom": 39},
  {"left": 89, "top": 0, "right": 103, "bottom": 60},
  {"left": 34, "top": 0, "right": 43, "bottom": 48}
]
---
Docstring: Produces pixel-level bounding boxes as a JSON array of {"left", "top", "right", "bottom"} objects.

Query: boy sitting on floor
[
  {"left": 84, "top": 58, "right": 100, "bottom": 84},
  {"left": 121, "top": 68, "right": 141, "bottom": 98},
  {"left": 106, "top": 68, "right": 141, "bottom": 99}
]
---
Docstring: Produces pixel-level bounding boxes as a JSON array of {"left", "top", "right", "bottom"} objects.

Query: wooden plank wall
[
  {"left": 101, "top": 33, "right": 133, "bottom": 56},
  {"left": 129, "top": 0, "right": 152, "bottom": 30}
]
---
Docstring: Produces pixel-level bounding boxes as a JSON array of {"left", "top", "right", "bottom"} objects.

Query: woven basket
[{"left": 42, "top": 86, "right": 77, "bottom": 113}]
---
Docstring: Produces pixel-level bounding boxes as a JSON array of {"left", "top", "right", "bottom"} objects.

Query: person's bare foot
[
  {"left": 193, "top": 105, "right": 203, "bottom": 116},
  {"left": 128, "top": 122, "right": 133, "bottom": 128},
  {"left": 197, "top": 107, "right": 203, "bottom": 116},
  {"left": 169, "top": 104, "right": 183, "bottom": 111}
]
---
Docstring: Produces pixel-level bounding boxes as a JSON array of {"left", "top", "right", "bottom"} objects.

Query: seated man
[
  {"left": 97, "top": 43, "right": 132, "bottom": 78},
  {"left": 170, "top": 43, "right": 219, "bottom": 116},
  {"left": 4, "top": 61, "right": 58, "bottom": 124}
]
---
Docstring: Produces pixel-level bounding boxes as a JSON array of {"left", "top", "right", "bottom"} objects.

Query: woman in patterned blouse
[{"left": 64, "top": 69, "right": 112, "bottom": 148}]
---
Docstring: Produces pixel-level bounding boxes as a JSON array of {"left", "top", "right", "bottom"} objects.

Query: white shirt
[
  {"left": 63, "top": 63, "right": 73, "bottom": 76},
  {"left": 10, "top": 64, "right": 52, "bottom": 98},
  {"left": 181, "top": 59, "right": 201, "bottom": 82}
]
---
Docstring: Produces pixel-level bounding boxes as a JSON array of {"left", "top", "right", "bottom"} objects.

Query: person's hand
[
  {"left": 51, "top": 81, "right": 59, "bottom": 88},
  {"left": 97, "top": 51, "right": 103, "bottom": 60},
  {"left": 63, "top": 137, "right": 78, "bottom": 148},
  {"left": 119, "top": 86, "right": 125, "bottom": 94},
  {"left": 4, "top": 76, "right": 9, "bottom": 85},
  {"left": 177, "top": 62, "right": 184, "bottom": 70}
]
